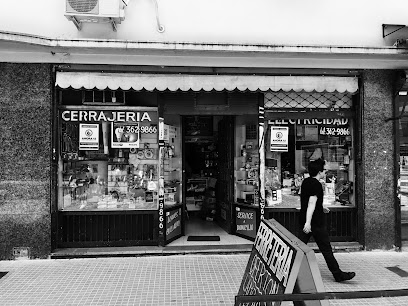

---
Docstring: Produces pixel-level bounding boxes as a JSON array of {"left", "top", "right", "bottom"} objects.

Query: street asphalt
[{"left": 2, "top": 250, "right": 408, "bottom": 305}]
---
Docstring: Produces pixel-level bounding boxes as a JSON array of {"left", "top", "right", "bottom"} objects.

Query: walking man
[{"left": 299, "top": 158, "right": 356, "bottom": 282}]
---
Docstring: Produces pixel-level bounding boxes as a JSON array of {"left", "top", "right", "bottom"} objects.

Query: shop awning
[{"left": 55, "top": 72, "right": 359, "bottom": 93}]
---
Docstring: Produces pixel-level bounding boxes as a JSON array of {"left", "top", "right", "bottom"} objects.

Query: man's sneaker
[{"left": 334, "top": 271, "right": 356, "bottom": 282}]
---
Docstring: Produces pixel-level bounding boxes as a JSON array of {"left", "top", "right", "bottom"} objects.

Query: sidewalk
[{"left": 1, "top": 251, "right": 408, "bottom": 305}]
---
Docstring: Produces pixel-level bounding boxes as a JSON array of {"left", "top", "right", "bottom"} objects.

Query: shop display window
[
  {"left": 161, "top": 118, "right": 182, "bottom": 208},
  {"left": 234, "top": 116, "right": 260, "bottom": 205},
  {"left": 264, "top": 117, "right": 355, "bottom": 208},
  {"left": 58, "top": 108, "right": 160, "bottom": 211}
]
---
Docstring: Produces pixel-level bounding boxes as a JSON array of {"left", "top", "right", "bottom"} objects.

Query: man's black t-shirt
[{"left": 299, "top": 177, "right": 325, "bottom": 228}]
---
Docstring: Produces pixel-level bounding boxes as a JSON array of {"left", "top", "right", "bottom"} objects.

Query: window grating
[
  {"left": 246, "top": 124, "right": 257, "bottom": 140},
  {"left": 264, "top": 91, "right": 352, "bottom": 109}
]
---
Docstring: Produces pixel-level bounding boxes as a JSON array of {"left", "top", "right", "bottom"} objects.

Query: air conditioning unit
[{"left": 65, "top": 0, "right": 125, "bottom": 30}]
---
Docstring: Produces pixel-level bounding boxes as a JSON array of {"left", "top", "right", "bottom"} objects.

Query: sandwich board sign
[{"left": 236, "top": 219, "right": 328, "bottom": 306}]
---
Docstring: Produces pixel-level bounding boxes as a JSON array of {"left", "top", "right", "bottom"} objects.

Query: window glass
[
  {"left": 264, "top": 117, "right": 355, "bottom": 208},
  {"left": 398, "top": 97, "right": 408, "bottom": 237},
  {"left": 234, "top": 115, "right": 259, "bottom": 205},
  {"left": 58, "top": 109, "right": 159, "bottom": 211}
]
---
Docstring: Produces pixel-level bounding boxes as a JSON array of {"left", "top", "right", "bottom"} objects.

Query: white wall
[{"left": 1, "top": 0, "right": 408, "bottom": 47}]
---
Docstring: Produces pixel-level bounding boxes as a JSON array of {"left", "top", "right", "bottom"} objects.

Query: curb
[{"left": 50, "top": 244, "right": 254, "bottom": 259}]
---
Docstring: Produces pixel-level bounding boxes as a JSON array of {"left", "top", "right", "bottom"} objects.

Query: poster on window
[
  {"left": 111, "top": 122, "right": 140, "bottom": 148},
  {"left": 323, "top": 174, "right": 336, "bottom": 205},
  {"left": 270, "top": 126, "right": 289, "bottom": 152},
  {"left": 304, "top": 125, "right": 319, "bottom": 141},
  {"left": 79, "top": 123, "right": 99, "bottom": 150}
]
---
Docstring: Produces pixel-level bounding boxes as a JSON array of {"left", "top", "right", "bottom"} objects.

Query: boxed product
[
  {"left": 241, "top": 191, "right": 255, "bottom": 203},
  {"left": 164, "top": 193, "right": 176, "bottom": 205},
  {"left": 266, "top": 189, "right": 282, "bottom": 206},
  {"left": 186, "top": 197, "right": 195, "bottom": 205}
]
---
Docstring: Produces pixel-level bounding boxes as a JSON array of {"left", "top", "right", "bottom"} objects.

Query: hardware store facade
[
  {"left": 0, "top": 61, "right": 401, "bottom": 258},
  {"left": 1, "top": 0, "right": 408, "bottom": 259}
]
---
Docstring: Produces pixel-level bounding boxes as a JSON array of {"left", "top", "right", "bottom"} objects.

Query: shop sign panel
[
  {"left": 61, "top": 110, "right": 155, "bottom": 122},
  {"left": 162, "top": 124, "right": 177, "bottom": 142},
  {"left": 165, "top": 207, "right": 182, "bottom": 241},
  {"left": 270, "top": 126, "right": 289, "bottom": 152},
  {"left": 79, "top": 123, "right": 99, "bottom": 150},
  {"left": 184, "top": 115, "right": 213, "bottom": 136},
  {"left": 236, "top": 219, "right": 327, "bottom": 306},
  {"left": 236, "top": 207, "right": 257, "bottom": 239},
  {"left": 319, "top": 126, "right": 350, "bottom": 136},
  {"left": 268, "top": 118, "right": 349, "bottom": 126},
  {"left": 111, "top": 122, "right": 140, "bottom": 148},
  {"left": 268, "top": 118, "right": 350, "bottom": 137}
]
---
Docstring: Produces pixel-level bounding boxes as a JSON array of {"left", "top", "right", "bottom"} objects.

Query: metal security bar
[
  {"left": 264, "top": 91, "right": 353, "bottom": 109},
  {"left": 58, "top": 211, "right": 158, "bottom": 247},
  {"left": 235, "top": 288, "right": 408, "bottom": 305}
]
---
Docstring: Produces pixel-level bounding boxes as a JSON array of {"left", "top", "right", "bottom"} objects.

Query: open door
[
  {"left": 216, "top": 116, "right": 235, "bottom": 233},
  {"left": 160, "top": 120, "right": 184, "bottom": 246}
]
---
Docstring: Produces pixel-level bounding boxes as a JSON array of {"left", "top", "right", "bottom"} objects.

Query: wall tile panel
[
  {"left": 0, "top": 63, "right": 52, "bottom": 259},
  {"left": 362, "top": 70, "right": 397, "bottom": 250}
]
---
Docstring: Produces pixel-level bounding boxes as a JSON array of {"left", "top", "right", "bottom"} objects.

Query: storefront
[
  {"left": 2, "top": 0, "right": 406, "bottom": 260},
  {"left": 57, "top": 100, "right": 161, "bottom": 246},
  {"left": 54, "top": 71, "right": 359, "bottom": 248},
  {"left": 260, "top": 90, "right": 359, "bottom": 241}
]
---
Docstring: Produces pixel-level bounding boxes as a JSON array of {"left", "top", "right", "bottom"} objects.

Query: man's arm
[{"left": 303, "top": 195, "right": 317, "bottom": 234}]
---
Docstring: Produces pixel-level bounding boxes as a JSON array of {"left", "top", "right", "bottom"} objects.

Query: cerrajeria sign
[{"left": 61, "top": 110, "right": 154, "bottom": 122}]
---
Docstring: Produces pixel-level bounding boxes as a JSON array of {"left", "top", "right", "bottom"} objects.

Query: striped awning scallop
[{"left": 55, "top": 72, "right": 359, "bottom": 93}]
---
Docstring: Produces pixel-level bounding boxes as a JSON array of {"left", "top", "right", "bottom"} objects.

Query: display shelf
[
  {"left": 107, "top": 163, "right": 131, "bottom": 195},
  {"left": 62, "top": 158, "right": 108, "bottom": 162},
  {"left": 234, "top": 147, "right": 259, "bottom": 205}
]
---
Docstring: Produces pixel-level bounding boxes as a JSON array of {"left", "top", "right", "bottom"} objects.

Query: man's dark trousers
[{"left": 298, "top": 225, "right": 341, "bottom": 274}]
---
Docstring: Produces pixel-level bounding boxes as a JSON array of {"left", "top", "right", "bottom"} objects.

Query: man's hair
[{"left": 308, "top": 158, "right": 325, "bottom": 177}]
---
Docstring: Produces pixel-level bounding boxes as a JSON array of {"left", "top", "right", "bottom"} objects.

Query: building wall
[
  {"left": 0, "top": 63, "right": 52, "bottom": 259},
  {"left": 0, "top": 0, "right": 406, "bottom": 47},
  {"left": 362, "top": 70, "right": 398, "bottom": 250},
  {"left": 0, "top": 2, "right": 404, "bottom": 257}
]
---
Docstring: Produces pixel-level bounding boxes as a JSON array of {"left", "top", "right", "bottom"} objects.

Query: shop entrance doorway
[
  {"left": 183, "top": 116, "right": 234, "bottom": 240},
  {"left": 165, "top": 115, "right": 249, "bottom": 245}
]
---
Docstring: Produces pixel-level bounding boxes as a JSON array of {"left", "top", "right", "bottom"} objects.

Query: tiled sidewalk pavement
[
  {"left": 0, "top": 254, "right": 248, "bottom": 306},
  {"left": 1, "top": 252, "right": 408, "bottom": 305},
  {"left": 321, "top": 252, "right": 408, "bottom": 306}
]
